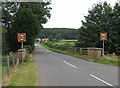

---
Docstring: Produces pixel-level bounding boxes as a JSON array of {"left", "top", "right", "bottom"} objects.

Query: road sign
[
  {"left": 18, "top": 33, "right": 26, "bottom": 42},
  {"left": 100, "top": 33, "right": 107, "bottom": 40}
]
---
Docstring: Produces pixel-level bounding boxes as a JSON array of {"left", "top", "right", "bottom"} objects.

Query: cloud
[{"left": 42, "top": 0, "right": 116, "bottom": 29}]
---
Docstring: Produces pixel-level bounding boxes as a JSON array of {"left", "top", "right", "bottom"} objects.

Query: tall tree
[
  {"left": 2, "top": 2, "right": 52, "bottom": 52},
  {"left": 111, "top": 3, "right": 120, "bottom": 55},
  {"left": 77, "top": 2, "right": 120, "bottom": 55},
  {"left": 8, "top": 6, "right": 41, "bottom": 52}
]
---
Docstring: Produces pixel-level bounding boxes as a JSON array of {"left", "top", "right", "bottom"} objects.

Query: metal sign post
[
  {"left": 100, "top": 33, "right": 107, "bottom": 56},
  {"left": 21, "top": 42, "right": 23, "bottom": 49},
  {"left": 18, "top": 33, "right": 26, "bottom": 49},
  {"left": 102, "top": 40, "right": 104, "bottom": 56},
  {"left": 18, "top": 33, "right": 26, "bottom": 63}
]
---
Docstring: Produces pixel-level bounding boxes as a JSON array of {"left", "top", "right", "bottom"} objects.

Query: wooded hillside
[{"left": 38, "top": 28, "right": 78, "bottom": 40}]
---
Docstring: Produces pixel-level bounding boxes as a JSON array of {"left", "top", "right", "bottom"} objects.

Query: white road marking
[
  {"left": 90, "top": 74, "right": 115, "bottom": 87},
  {"left": 64, "top": 61, "right": 77, "bottom": 69}
]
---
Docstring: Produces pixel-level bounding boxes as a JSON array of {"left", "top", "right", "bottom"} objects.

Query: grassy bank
[
  {"left": 41, "top": 42, "right": 120, "bottom": 66},
  {"left": 42, "top": 43, "right": 67, "bottom": 54},
  {"left": 2, "top": 54, "right": 39, "bottom": 86},
  {"left": 8, "top": 58, "right": 38, "bottom": 86},
  {"left": 94, "top": 56, "right": 120, "bottom": 66},
  {"left": 41, "top": 42, "right": 83, "bottom": 59}
]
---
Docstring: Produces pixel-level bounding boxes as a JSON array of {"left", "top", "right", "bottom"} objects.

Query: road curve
[{"left": 34, "top": 43, "right": 118, "bottom": 87}]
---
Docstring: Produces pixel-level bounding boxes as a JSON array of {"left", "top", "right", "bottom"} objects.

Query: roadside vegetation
[
  {"left": 2, "top": 1, "right": 52, "bottom": 86},
  {"left": 76, "top": 2, "right": 120, "bottom": 56},
  {"left": 2, "top": 52, "right": 39, "bottom": 86},
  {"left": 38, "top": 28, "right": 78, "bottom": 40},
  {"left": 8, "top": 57, "right": 38, "bottom": 86},
  {"left": 40, "top": 1, "right": 120, "bottom": 66},
  {"left": 41, "top": 40, "right": 120, "bottom": 66}
]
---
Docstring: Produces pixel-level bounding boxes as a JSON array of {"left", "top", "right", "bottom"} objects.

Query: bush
[
  {"left": 23, "top": 45, "right": 33, "bottom": 53},
  {"left": 56, "top": 42, "right": 72, "bottom": 50}
]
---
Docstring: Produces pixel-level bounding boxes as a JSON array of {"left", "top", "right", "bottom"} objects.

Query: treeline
[
  {"left": 76, "top": 2, "right": 120, "bottom": 55},
  {"left": 38, "top": 28, "right": 78, "bottom": 40},
  {"left": 2, "top": 1, "right": 52, "bottom": 54}
]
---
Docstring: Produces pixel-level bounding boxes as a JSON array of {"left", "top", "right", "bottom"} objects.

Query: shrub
[
  {"left": 56, "top": 42, "right": 72, "bottom": 50},
  {"left": 23, "top": 45, "right": 33, "bottom": 53}
]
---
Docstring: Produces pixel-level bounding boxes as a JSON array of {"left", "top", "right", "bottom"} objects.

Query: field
[{"left": 56, "top": 39, "right": 77, "bottom": 46}]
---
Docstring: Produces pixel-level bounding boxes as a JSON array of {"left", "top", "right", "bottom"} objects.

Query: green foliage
[
  {"left": 8, "top": 7, "right": 41, "bottom": 52},
  {"left": 23, "top": 45, "right": 33, "bottom": 53},
  {"left": 39, "top": 28, "right": 78, "bottom": 40},
  {"left": 94, "top": 58, "right": 120, "bottom": 66},
  {"left": 77, "top": 2, "right": 120, "bottom": 55},
  {"left": 8, "top": 58, "right": 38, "bottom": 86},
  {"left": 44, "top": 41, "right": 72, "bottom": 51},
  {"left": 2, "top": 2, "right": 51, "bottom": 29},
  {"left": 2, "top": 2, "right": 52, "bottom": 52},
  {"left": 2, "top": 27, "right": 9, "bottom": 55}
]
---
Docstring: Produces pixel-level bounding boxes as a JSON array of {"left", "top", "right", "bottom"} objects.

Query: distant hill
[{"left": 38, "top": 28, "right": 78, "bottom": 39}]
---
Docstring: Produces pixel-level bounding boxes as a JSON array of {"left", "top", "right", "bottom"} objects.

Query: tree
[
  {"left": 77, "top": 2, "right": 120, "bottom": 55},
  {"left": 2, "top": 2, "right": 52, "bottom": 52},
  {"left": 8, "top": 6, "right": 42, "bottom": 52},
  {"left": 2, "top": 2, "right": 19, "bottom": 29},
  {"left": 111, "top": 3, "right": 120, "bottom": 55},
  {"left": 2, "top": 2, "right": 51, "bottom": 29}
]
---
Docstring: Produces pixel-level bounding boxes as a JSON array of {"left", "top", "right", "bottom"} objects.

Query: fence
[{"left": 2, "top": 49, "right": 27, "bottom": 79}]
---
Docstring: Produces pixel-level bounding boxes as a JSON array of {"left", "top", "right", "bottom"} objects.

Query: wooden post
[
  {"left": 75, "top": 47, "right": 76, "bottom": 53},
  {"left": 16, "top": 52, "right": 19, "bottom": 67},
  {"left": 80, "top": 48, "right": 82, "bottom": 55},
  {"left": 7, "top": 55, "right": 10, "bottom": 78},
  {"left": 12, "top": 53, "right": 16, "bottom": 70}
]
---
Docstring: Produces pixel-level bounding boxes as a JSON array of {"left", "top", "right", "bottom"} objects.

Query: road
[{"left": 34, "top": 43, "right": 118, "bottom": 87}]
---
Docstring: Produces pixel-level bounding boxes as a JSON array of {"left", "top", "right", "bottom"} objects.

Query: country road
[{"left": 34, "top": 43, "right": 118, "bottom": 87}]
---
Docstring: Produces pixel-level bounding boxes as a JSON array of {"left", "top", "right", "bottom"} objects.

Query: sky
[{"left": 42, "top": 0, "right": 117, "bottom": 29}]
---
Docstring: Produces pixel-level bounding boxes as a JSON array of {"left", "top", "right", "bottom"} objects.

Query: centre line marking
[
  {"left": 90, "top": 74, "right": 116, "bottom": 87},
  {"left": 64, "top": 61, "right": 77, "bottom": 69}
]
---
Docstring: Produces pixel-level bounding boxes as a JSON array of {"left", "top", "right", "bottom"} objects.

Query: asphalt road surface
[{"left": 34, "top": 43, "right": 119, "bottom": 87}]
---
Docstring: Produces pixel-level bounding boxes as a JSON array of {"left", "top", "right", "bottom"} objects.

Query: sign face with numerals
[
  {"left": 100, "top": 33, "right": 107, "bottom": 40},
  {"left": 18, "top": 33, "right": 26, "bottom": 42}
]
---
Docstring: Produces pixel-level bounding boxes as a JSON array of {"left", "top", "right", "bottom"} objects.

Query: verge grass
[
  {"left": 2, "top": 54, "right": 38, "bottom": 86},
  {"left": 8, "top": 56, "right": 38, "bottom": 86},
  {"left": 41, "top": 42, "right": 119, "bottom": 66},
  {"left": 94, "top": 56, "right": 120, "bottom": 66}
]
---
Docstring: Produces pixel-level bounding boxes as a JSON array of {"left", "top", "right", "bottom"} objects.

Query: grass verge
[
  {"left": 42, "top": 43, "right": 67, "bottom": 54},
  {"left": 94, "top": 56, "right": 120, "bottom": 66},
  {"left": 41, "top": 42, "right": 82, "bottom": 58},
  {"left": 9, "top": 58, "right": 38, "bottom": 86},
  {"left": 41, "top": 42, "right": 119, "bottom": 66},
  {"left": 2, "top": 54, "right": 38, "bottom": 86}
]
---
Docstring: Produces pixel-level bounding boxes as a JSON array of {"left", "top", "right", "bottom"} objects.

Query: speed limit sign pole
[
  {"left": 103, "top": 40, "right": 104, "bottom": 56},
  {"left": 21, "top": 42, "right": 23, "bottom": 49},
  {"left": 100, "top": 33, "right": 107, "bottom": 56},
  {"left": 18, "top": 33, "right": 26, "bottom": 63},
  {"left": 18, "top": 33, "right": 26, "bottom": 48}
]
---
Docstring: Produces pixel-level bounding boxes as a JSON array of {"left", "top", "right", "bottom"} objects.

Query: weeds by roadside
[
  {"left": 41, "top": 41, "right": 119, "bottom": 66},
  {"left": 2, "top": 53, "right": 39, "bottom": 86}
]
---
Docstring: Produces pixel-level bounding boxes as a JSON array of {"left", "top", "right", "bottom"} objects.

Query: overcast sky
[{"left": 42, "top": 0, "right": 117, "bottom": 29}]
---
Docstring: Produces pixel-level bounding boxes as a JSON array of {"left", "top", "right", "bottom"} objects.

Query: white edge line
[
  {"left": 64, "top": 61, "right": 77, "bottom": 69},
  {"left": 90, "top": 74, "right": 115, "bottom": 87}
]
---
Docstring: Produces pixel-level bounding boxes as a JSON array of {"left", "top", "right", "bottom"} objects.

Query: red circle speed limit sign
[
  {"left": 18, "top": 33, "right": 26, "bottom": 42},
  {"left": 100, "top": 33, "right": 107, "bottom": 40}
]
